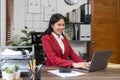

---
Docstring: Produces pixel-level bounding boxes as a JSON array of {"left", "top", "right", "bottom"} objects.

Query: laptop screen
[{"left": 88, "top": 50, "right": 112, "bottom": 72}]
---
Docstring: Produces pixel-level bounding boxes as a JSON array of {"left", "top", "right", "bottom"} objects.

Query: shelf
[
  {"left": 66, "top": 24, "right": 91, "bottom": 41},
  {"left": 71, "top": 22, "right": 85, "bottom": 24},
  {"left": 1, "top": 55, "right": 32, "bottom": 60},
  {"left": 69, "top": 40, "right": 91, "bottom": 42},
  {"left": 0, "top": 46, "right": 34, "bottom": 72}
]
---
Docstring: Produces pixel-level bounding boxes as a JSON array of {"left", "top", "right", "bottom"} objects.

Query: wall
[
  {"left": 0, "top": 0, "right": 88, "bottom": 54},
  {"left": 0, "top": 0, "right": 6, "bottom": 46},
  {"left": 13, "top": 0, "right": 87, "bottom": 41}
]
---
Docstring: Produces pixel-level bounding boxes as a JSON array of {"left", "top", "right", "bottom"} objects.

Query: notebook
[{"left": 73, "top": 50, "right": 112, "bottom": 72}]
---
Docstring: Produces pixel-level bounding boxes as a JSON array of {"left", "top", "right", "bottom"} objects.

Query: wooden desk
[
  {"left": 0, "top": 63, "right": 120, "bottom": 80},
  {"left": 41, "top": 63, "right": 120, "bottom": 80}
]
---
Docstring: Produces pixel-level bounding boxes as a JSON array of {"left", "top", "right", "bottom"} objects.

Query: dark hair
[{"left": 42, "top": 13, "right": 65, "bottom": 35}]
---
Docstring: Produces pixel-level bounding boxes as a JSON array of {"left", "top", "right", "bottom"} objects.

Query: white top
[{"left": 52, "top": 32, "right": 65, "bottom": 54}]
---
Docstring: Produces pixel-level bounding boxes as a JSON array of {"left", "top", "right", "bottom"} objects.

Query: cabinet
[{"left": 90, "top": 0, "right": 120, "bottom": 63}]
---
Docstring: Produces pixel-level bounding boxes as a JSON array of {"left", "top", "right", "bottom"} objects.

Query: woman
[{"left": 41, "top": 13, "right": 90, "bottom": 69}]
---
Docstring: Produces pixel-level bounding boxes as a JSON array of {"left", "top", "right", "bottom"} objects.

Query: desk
[
  {"left": 0, "top": 63, "right": 120, "bottom": 80},
  {"left": 41, "top": 63, "right": 120, "bottom": 80}
]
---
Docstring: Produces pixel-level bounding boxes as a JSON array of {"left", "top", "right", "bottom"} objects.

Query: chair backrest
[{"left": 31, "top": 32, "right": 43, "bottom": 44}]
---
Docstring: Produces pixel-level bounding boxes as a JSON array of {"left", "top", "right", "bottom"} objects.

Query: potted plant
[
  {"left": 11, "top": 29, "right": 35, "bottom": 52},
  {"left": 2, "top": 67, "right": 8, "bottom": 80},
  {"left": 11, "top": 30, "right": 35, "bottom": 46},
  {"left": 14, "top": 64, "right": 20, "bottom": 80},
  {"left": 5, "top": 67, "right": 14, "bottom": 80}
]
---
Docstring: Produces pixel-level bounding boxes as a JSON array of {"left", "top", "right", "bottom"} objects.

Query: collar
[{"left": 52, "top": 32, "right": 64, "bottom": 39}]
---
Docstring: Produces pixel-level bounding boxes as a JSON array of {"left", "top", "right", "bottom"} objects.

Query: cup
[
  {"left": 14, "top": 71, "right": 21, "bottom": 80},
  {"left": 29, "top": 68, "right": 40, "bottom": 80},
  {"left": 5, "top": 72, "right": 14, "bottom": 80},
  {"left": 2, "top": 71, "right": 6, "bottom": 80}
]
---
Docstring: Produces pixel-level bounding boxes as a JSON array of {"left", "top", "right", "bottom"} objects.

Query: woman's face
[{"left": 52, "top": 18, "right": 65, "bottom": 36}]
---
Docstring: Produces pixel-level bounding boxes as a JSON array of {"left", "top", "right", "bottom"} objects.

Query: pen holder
[{"left": 28, "top": 68, "right": 41, "bottom": 80}]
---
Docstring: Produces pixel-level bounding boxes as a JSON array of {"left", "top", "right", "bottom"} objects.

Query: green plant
[
  {"left": 11, "top": 30, "right": 35, "bottom": 46},
  {"left": 5, "top": 67, "right": 14, "bottom": 73},
  {"left": 64, "top": 16, "right": 72, "bottom": 40},
  {"left": 3, "top": 67, "right": 8, "bottom": 71},
  {"left": 14, "top": 64, "right": 19, "bottom": 72}
]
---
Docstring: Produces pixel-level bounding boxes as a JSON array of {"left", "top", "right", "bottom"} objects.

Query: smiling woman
[
  {"left": 41, "top": 13, "right": 90, "bottom": 69},
  {"left": 64, "top": 0, "right": 78, "bottom": 5}
]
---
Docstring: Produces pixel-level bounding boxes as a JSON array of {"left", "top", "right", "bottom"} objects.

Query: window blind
[{"left": 6, "top": 0, "right": 13, "bottom": 45}]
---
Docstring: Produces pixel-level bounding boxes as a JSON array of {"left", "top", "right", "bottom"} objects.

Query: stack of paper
[
  {"left": 1, "top": 48, "right": 22, "bottom": 56},
  {"left": 48, "top": 70, "right": 85, "bottom": 78}
]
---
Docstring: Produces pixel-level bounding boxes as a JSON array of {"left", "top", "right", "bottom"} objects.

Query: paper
[
  {"left": 44, "top": 6, "right": 56, "bottom": 21},
  {"left": 28, "top": 0, "right": 41, "bottom": 13},
  {"left": 48, "top": 70, "right": 85, "bottom": 78},
  {"left": 1, "top": 48, "right": 22, "bottom": 56}
]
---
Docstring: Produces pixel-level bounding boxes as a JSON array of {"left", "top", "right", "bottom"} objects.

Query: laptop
[{"left": 73, "top": 50, "right": 112, "bottom": 72}]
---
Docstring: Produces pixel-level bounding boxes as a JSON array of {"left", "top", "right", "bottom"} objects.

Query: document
[
  {"left": 1, "top": 48, "right": 22, "bottom": 56},
  {"left": 1, "top": 48, "right": 31, "bottom": 59},
  {"left": 48, "top": 70, "right": 85, "bottom": 78}
]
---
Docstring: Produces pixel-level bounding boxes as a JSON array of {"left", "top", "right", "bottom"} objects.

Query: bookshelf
[
  {"left": 66, "top": 2, "right": 91, "bottom": 41},
  {"left": 65, "top": 2, "right": 91, "bottom": 61},
  {"left": 70, "top": 23, "right": 91, "bottom": 41}
]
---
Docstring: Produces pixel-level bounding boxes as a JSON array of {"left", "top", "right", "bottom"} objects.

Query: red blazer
[{"left": 41, "top": 34, "right": 84, "bottom": 68}]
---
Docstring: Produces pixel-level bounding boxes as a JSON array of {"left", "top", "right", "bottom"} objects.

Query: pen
[
  {"left": 37, "top": 64, "right": 42, "bottom": 73},
  {"left": 33, "top": 59, "right": 36, "bottom": 70},
  {"left": 29, "top": 59, "right": 35, "bottom": 80},
  {"left": 29, "top": 60, "right": 33, "bottom": 70}
]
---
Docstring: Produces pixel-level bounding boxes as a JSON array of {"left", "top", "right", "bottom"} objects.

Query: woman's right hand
[{"left": 72, "top": 62, "right": 91, "bottom": 69}]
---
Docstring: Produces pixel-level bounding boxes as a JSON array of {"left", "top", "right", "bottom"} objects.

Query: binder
[
  {"left": 80, "top": 3, "right": 91, "bottom": 24},
  {"left": 79, "top": 24, "right": 91, "bottom": 41}
]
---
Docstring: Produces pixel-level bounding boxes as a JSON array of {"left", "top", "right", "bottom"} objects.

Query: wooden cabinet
[{"left": 90, "top": 0, "right": 120, "bottom": 63}]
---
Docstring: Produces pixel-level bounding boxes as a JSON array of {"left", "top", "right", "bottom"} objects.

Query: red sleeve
[
  {"left": 64, "top": 38, "right": 85, "bottom": 62},
  {"left": 42, "top": 35, "right": 73, "bottom": 68},
  {"left": 69, "top": 48, "right": 85, "bottom": 62}
]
